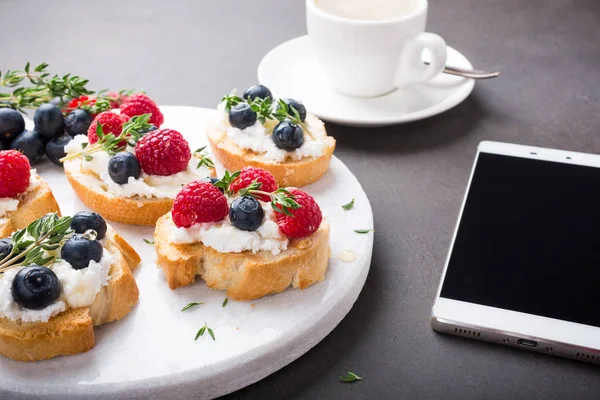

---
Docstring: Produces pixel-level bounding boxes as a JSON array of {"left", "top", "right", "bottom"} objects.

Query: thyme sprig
[
  {"left": 248, "top": 97, "right": 313, "bottom": 139},
  {"left": 221, "top": 90, "right": 243, "bottom": 113},
  {"left": 59, "top": 113, "right": 152, "bottom": 162},
  {"left": 216, "top": 173, "right": 302, "bottom": 217},
  {"left": 0, "top": 213, "right": 73, "bottom": 274},
  {"left": 194, "top": 146, "right": 215, "bottom": 169},
  {"left": 0, "top": 62, "right": 127, "bottom": 113}
]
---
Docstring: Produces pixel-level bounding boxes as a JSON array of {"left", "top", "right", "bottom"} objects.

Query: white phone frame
[{"left": 432, "top": 141, "right": 600, "bottom": 364}]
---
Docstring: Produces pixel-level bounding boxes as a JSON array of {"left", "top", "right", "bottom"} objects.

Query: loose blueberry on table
[
  {"left": 45, "top": 134, "right": 72, "bottom": 166},
  {"left": 64, "top": 108, "right": 92, "bottom": 136},
  {"left": 10, "top": 130, "right": 45, "bottom": 164},
  {"left": 0, "top": 108, "right": 25, "bottom": 144},
  {"left": 33, "top": 103, "right": 65, "bottom": 140}
]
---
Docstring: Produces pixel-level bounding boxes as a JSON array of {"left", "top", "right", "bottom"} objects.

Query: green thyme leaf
[
  {"left": 143, "top": 239, "right": 154, "bottom": 245},
  {"left": 354, "top": 229, "right": 374, "bottom": 234},
  {"left": 342, "top": 198, "right": 355, "bottom": 210},
  {"left": 181, "top": 302, "right": 204, "bottom": 312},
  {"left": 214, "top": 170, "right": 241, "bottom": 195},
  {"left": 0, "top": 213, "right": 73, "bottom": 273},
  {"left": 195, "top": 322, "right": 215, "bottom": 341},
  {"left": 222, "top": 298, "right": 228, "bottom": 307},
  {"left": 221, "top": 90, "right": 243, "bottom": 112},
  {"left": 339, "top": 372, "right": 362, "bottom": 383}
]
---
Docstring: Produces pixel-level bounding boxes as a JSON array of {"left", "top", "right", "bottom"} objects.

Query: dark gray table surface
[{"left": 2, "top": 0, "right": 600, "bottom": 398}]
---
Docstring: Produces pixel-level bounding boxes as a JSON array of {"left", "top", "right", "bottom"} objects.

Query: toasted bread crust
[
  {"left": 206, "top": 114, "right": 336, "bottom": 187},
  {"left": 154, "top": 213, "right": 330, "bottom": 301},
  {"left": 64, "top": 158, "right": 215, "bottom": 226},
  {"left": 0, "top": 178, "right": 61, "bottom": 238},
  {"left": 0, "top": 228, "right": 140, "bottom": 362}
]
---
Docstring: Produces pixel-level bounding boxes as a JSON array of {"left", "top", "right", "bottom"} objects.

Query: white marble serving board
[{"left": 0, "top": 106, "right": 374, "bottom": 400}]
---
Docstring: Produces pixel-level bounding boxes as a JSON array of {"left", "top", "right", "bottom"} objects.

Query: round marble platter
[{"left": 0, "top": 106, "right": 374, "bottom": 400}]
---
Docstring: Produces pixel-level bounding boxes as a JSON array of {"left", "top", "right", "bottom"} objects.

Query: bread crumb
[{"left": 251, "top": 304, "right": 255, "bottom": 307}]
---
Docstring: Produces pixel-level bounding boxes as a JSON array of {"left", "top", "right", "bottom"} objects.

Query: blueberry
[
  {"left": 279, "top": 98, "right": 307, "bottom": 122},
  {"left": 0, "top": 238, "right": 13, "bottom": 260},
  {"left": 243, "top": 85, "right": 273, "bottom": 102},
  {"left": 33, "top": 103, "right": 65, "bottom": 139},
  {"left": 61, "top": 234, "right": 103, "bottom": 270},
  {"left": 139, "top": 125, "right": 158, "bottom": 134},
  {"left": 45, "top": 134, "right": 72, "bottom": 166},
  {"left": 71, "top": 211, "right": 108, "bottom": 240},
  {"left": 50, "top": 96, "right": 70, "bottom": 107},
  {"left": 229, "top": 103, "right": 257, "bottom": 130},
  {"left": 10, "top": 130, "right": 45, "bottom": 164},
  {"left": 11, "top": 265, "right": 61, "bottom": 310},
  {"left": 108, "top": 152, "right": 141, "bottom": 184},
  {"left": 205, "top": 176, "right": 224, "bottom": 192},
  {"left": 0, "top": 108, "right": 25, "bottom": 143},
  {"left": 64, "top": 109, "right": 92, "bottom": 136},
  {"left": 272, "top": 121, "right": 304, "bottom": 151},
  {"left": 229, "top": 196, "right": 264, "bottom": 231}
]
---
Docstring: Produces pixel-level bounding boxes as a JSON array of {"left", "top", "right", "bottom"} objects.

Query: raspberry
[
  {"left": 172, "top": 181, "right": 229, "bottom": 228},
  {"left": 230, "top": 167, "right": 277, "bottom": 202},
  {"left": 0, "top": 150, "right": 31, "bottom": 198},
  {"left": 87, "top": 112, "right": 128, "bottom": 146},
  {"left": 135, "top": 129, "right": 191, "bottom": 176},
  {"left": 106, "top": 91, "right": 129, "bottom": 109},
  {"left": 120, "top": 94, "right": 164, "bottom": 128},
  {"left": 67, "top": 95, "right": 96, "bottom": 110},
  {"left": 276, "top": 188, "right": 322, "bottom": 238}
]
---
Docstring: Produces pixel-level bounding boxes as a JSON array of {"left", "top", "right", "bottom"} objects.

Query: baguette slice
[
  {"left": 0, "top": 227, "right": 140, "bottom": 362},
  {"left": 207, "top": 114, "right": 336, "bottom": 187},
  {"left": 0, "top": 178, "right": 61, "bottom": 238},
  {"left": 154, "top": 213, "right": 330, "bottom": 301},
  {"left": 64, "top": 157, "right": 215, "bottom": 226}
]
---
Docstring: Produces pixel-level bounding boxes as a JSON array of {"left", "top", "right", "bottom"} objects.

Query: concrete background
[{"left": 2, "top": 0, "right": 599, "bottom": 398}]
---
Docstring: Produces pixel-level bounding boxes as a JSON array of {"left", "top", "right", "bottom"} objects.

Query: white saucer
[
  {"left": 258, "top": 36, "right": 475, "bottom": 127},
  {"left": 3, "top": 107, "right": 374, "bottom": 400}
]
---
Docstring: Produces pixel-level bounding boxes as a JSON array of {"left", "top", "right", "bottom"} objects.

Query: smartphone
[{"left": 432, "top": 141, "right": 600, "bottom": 363}]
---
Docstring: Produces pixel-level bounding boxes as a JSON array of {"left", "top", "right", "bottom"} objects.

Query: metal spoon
[{"left": 425, "top": 62, "right": 501, "bottom": 79}]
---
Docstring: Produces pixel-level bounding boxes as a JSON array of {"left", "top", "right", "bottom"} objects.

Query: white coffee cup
[{"left": 306, "top": 0, "right": 447, "bottom": 97}]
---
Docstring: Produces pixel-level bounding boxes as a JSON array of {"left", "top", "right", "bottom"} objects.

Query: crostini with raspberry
[
  {"left": 206, "top": 85, "right": 336, "bottom": 187},
  {"left": 0, "top": 150, "right": 61, "bottom": 237},
  {"left": 154, "top": 167, "right": 330, "bottom": 301},
  {"left": 61, "top": 101, "right": 216, "bottom": 226}
]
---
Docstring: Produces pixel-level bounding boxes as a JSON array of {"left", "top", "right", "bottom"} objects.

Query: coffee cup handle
[{"left": 395, "top": 33, "right": 447, "bottom": 86}]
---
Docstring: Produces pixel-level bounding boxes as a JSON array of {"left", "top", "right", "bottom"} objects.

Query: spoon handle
[
  {"left": 443, "top": 66, "right": 501, "bottom": 79},
  {"left": 424, "top": 61, "right": 501, "bottom": 79}
]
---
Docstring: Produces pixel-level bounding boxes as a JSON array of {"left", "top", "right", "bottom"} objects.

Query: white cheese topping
[
  {"left": 172, "top": 203, "right": 289, "bottom": 255},
  {"left": 0, "top": 251, "right": 115, "bottom": 323},
  {"left": 65, "top": 136, "right": 212, "bottom": 199},
  {"left": 216, "top": 101, "right": 328, "bottom": 163},
  {"left": 0, "top": 170, "right": 41, "bottom": 218}
]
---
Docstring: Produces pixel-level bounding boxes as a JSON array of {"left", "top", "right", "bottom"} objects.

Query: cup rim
[{"left": 306, "top": 0, "right": 428, "bottom": 25}]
